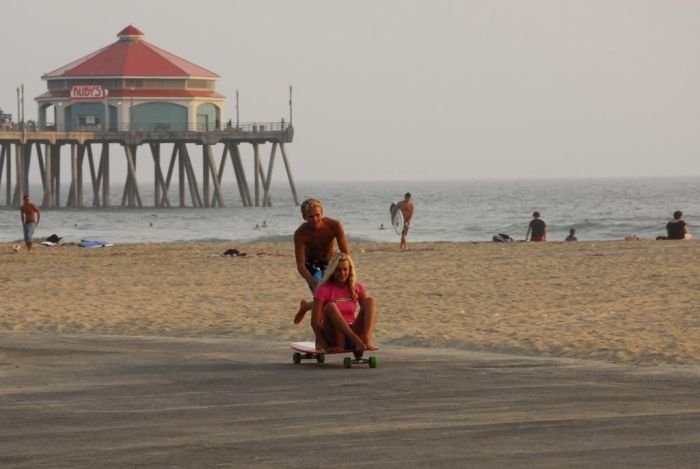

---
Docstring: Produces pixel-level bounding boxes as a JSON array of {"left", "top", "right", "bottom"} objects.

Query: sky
[{"left": 3, "top": 0, "right": 700, "bottom": 182}]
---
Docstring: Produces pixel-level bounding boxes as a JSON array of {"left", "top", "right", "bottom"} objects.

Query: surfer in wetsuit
[{"left": 293, "top": 198, "right": 350, "bottom": 324}]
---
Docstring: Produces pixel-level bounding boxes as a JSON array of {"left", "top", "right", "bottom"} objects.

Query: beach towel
[{"left": 79, "top": 240, "right": 114, "bottom": 248}]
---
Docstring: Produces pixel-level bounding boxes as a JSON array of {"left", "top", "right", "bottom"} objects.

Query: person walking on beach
[
  {"left": 666, "top": 211, "right": 691, "bottom": 240},
  {"left": 293, "top": 198, "right": 350, "bottom": 322},
  {"left": 393, "top": 192, "right": 414, "bottom": 250},
  {"left": 20, "top": 195, "right": 40, "bottom": 252},
  {"left": 296, "top": 251, "right": 378, "bottom": 353},
  {"left": 525, "top": 211, "right": 546, "bottom": 242}
]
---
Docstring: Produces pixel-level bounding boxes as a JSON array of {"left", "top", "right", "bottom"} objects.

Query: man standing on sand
[
  {"left": 393, "top": 192, "right": 414, "bottom": 250},
  {"left": 525, "top": 211, "right": 546, "bottom": 242},
  {"left": 293, "top": 198, "right": 350, "bottom": 323},
  {"left": 20, "top": 195, "right": 41, "bottom": 252}
]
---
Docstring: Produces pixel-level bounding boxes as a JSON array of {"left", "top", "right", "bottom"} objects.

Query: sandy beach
[{"left": 2, "top": 239, "right": 699, "bottom": 367}]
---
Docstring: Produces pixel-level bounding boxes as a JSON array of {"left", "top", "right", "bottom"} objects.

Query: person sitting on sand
[
  {"left": 525, "top": 211, "right": 546, "bottom": 242},
  {"left": 295, "top": 252, "right": 377, "bottom": 353},
  {"left": 565, "top": 228, "right": 578, "bottom": 241},
  {"left": 294, "top": 198, "right": 350, "bottom": 317},
  {"left": 666, "top": 211, "right": 692, "bottom": 240}
]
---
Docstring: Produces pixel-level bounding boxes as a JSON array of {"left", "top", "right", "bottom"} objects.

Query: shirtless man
[
  {"left": 293, "top": 198, "right": 350, "bottom": 322},
  {"left": 393, "top": 192, "right": 414, "bottom": 250},
  {"left": 20, "top": 195, "right": 41, "bottom": 252}
]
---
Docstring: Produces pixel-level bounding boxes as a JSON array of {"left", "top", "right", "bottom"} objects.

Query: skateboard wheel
[
  {"left": 343, "top": 357, "right": 352, "bottom": 368},
  {"left": 369, "top": 356, "right": 378, "bottom": 368},
  {"left": 293, "top": 352, "right": 302, "bottom": 364},
  {"left": 316, "top": 354, "right": 325, "bottom": 364}
]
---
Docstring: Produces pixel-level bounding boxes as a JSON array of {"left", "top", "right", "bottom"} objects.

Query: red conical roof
[{"left": 44, "top": 26, "right": 219, "bottom": 79}]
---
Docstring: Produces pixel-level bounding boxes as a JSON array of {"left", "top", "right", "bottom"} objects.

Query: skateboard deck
[{"left": 290, "top": 341, "right": 379, "bottom": 368}]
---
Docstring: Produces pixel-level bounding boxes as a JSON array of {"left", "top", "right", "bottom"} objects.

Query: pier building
[{"left": 0, "top": 26, "right": 297, "bottom": 209}]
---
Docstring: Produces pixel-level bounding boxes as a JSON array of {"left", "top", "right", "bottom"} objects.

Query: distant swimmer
[
  {"left": 262, "top": 220, "right": 268, "bottom": 228},
  {"left": 379, "top": 224, "right": 385, "bottom": 230},
  {"left": 665, "top": 211, "right": 692, "bottom": 240},
  {"left": 393, "top": 192, "right": 414, "bottom": 250},
  {"left": 525, "top": 211, "right": 546, "bottom": 242},
  {"left": 254, "top": 224, "right": 261, "bottom": 230},
  {"left": 565, "top": 228, "right": 577, "bottom": 241},
  {"left": 20, "top": 195, "right": 40, "bottom": 252}
]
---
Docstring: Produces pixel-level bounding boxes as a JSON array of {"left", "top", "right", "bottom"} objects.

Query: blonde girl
[{"left": 307, "top": 252, "right": 378, "bottom": 353}]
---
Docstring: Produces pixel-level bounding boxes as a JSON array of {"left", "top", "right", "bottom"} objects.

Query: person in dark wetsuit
[
  {"left": 525, "top": 211, "right": 546, "bottom": 242},
  {"left": 293, "top": 198, "right": 350, "bottom": 324},
  {"left": 666, "top": 211, "right": 691, "bottom": 240}
]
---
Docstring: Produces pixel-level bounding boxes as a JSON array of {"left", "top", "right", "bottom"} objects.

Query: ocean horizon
[{"left": 1, "top": 176, "right": 698, "bottom": 244}]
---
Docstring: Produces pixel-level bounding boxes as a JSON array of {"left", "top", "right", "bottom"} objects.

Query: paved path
[{"left": 1, "top": 333, "right": 700, "bottom": 468}]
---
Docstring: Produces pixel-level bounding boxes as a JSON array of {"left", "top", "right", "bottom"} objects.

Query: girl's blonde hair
[{"left": 319, "top": 252, "right": 358, "bottom": 301}]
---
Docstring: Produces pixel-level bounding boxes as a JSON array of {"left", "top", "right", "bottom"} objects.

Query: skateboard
[{"left": 290, "top": 341, "right": 378, "bottom": 368}]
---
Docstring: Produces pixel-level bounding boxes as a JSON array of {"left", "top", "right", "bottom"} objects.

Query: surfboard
[{"left": 390, "top": 203, "right": 404, "bottom": 236}]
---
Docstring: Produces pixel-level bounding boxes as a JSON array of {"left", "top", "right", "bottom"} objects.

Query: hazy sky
[{"left": 4, "top": 0, "right": 700, "bottom": 181}]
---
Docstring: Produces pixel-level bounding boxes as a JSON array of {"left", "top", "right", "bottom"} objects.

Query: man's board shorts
[
  {"left": 23, "top": 223, "right": 35, "bottom": 243},
  {"left": 530, "top": 235, "right": 545, "bottom": 242},
  {"left": 305, "top": 259, "right": 328, "bottom": 293}
]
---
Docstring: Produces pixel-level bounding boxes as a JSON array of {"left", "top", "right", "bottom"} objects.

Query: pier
[{"left": 0, "top": 124, "right": 297, "bottom": 209}]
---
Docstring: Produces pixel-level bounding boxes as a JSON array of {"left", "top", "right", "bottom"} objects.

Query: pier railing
[{"left": 0, "top": 121, "right": 290, "bottom": 133}]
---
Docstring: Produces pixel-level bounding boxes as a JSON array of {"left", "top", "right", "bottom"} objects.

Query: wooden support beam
[
  {"left": 5, "top": 145, "right": 11, "bottom": 207},
  {"left": 230, "top": 143, "right": 252, "bottom": 207},
  {"left": 101, "top": 143, "right": 110, "bottom": 208},
  {"left": 228, "top": 144, "right": 248, "bottom": 207},
  {"left": 178, "top": 144, "right": 185, "bottom": 207},
  {"left": 180, "top": 143, "right": 203, "bottom": 208},
  {"left": 253, "top": 143, "right": 260, "bottom": 206},
  {"left": 23, "top": 143, "right": 31, "bottom": 198},
  {"left": 35, "top": 143, "right": 47, "bottom": 192},
  {"left": 0, "top": 145, "right": 5, "bottom": 205},
  {"left": 280, "top": 143, "right": 300, "bottom": 205},
  {"left": 160, "top": 144, "right": 178, "bottom": 208},
  {"left": 69, "top": 144, "right": 78, "bottom": 208},
  {"left": 150, "top": 143, "right": 161, "bottom": 207},
  {"left": 123, "top": 144, "right": 143, "bottom": 208},
  {"left": 212, "top": 144, "right": 229, "bottom": 207},
  {"left": 151, "top": 142, "right": 171, "bottom": 208},
  {"left": 202, "top": 144, "right": 210, "bottom": 208},
  {"left": 42, "top": 143, "right": 52, "bottom": 208},
  {"left": 86, "top": 144, "right": 101, "bottom": 207},
  {"left": 53, "top": 144, "right": 61, "bottom": 208},
  {"left": 261, "top": 142, "right": 277, "bottom": 207},
  {"left": 77, "top": 143, "right": 86, "bottom": 208},
  {"left": 205, "top": 144, "right": 225, "bottom": 208}
]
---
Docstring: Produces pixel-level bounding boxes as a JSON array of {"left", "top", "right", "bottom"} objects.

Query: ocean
[{"left": 1, "top": 177, "right": 698, "bottom": 244}]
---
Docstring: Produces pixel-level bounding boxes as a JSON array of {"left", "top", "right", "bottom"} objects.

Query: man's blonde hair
[
  {"left": 319, "top": 252, "right": 358, "bottom": 302},
  {"left": 301, "top": 198, "right": 323, "bottom": 217}
]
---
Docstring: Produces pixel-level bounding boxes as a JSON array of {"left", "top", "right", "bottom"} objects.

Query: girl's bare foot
[{"left": 365, "top": 344, "right": 379, "bottom": 351}]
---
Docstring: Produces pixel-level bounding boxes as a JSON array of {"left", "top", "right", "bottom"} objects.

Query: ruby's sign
[{"left": 70, "top": 85, "right": 106, "bottom": 102}]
